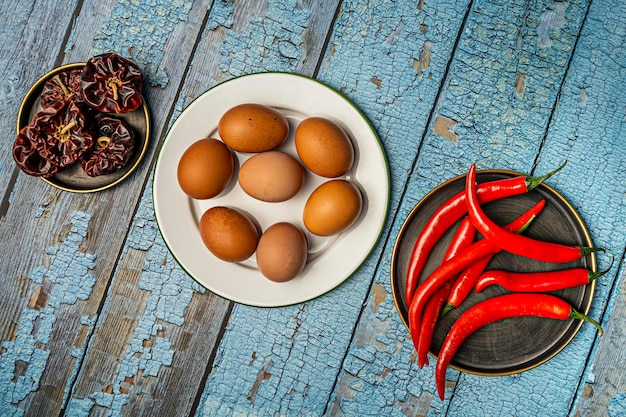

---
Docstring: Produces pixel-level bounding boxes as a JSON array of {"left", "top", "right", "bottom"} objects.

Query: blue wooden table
[{"left": 1, "top": 1, "right": 625, "bottom": 416}]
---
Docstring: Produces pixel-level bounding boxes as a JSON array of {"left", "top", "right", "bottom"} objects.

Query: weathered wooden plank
[
  {"left": 532, "top": 1, "right": 626, "bottom": 415},
  {"left": 447, "top": 0, "right": 626, "bottom": 412},
  {"left": 0, "top": 0, "right": 80, "bottom": 210},
  {"left": 0, "top": 0, "right": 217, "bottom": 416},
  {"left": 66, "top": 0, "right": 342, "bottom": 416},
  {"left": 55, "top": 1, "right": 222, "bottom": 416},
  {"left": 325, "top": 0, "right": 608, "bottom": 416},
  {"left": 193, "top": 0, "right": 472, "bottom": 415}
]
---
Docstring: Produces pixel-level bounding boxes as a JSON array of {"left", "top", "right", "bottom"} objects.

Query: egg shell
[
  {"left": 199, "top": 206, "right": 259, "bottom": 263},
  {"left": 295, "top": 117, "right": 354, "bottom": 178},
  {"left": 256, "top": 222, "right": 308, "bottom": 282},
  {"left": 218, "top": 103, "right": 289, "bottom": 153},
  {"left": 303, "top": 179, "right": 362, "bottom": 236},
  {"left": 238, "top": 151, "right": 305, "bottom": 202},
  {"left": 177, "top": 138, "right": 234, "bottom": 199}
]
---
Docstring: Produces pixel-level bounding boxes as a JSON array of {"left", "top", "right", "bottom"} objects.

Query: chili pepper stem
[
  {"left": 440, "top": 302, "right": 454, "bottom": 317},
  {"left": 107, "top": 77, "right": 122, "bottom": 101},
  {"left": 525, "top": 160, "right": 567, "bottom": 191},
  {"left": 60, "top": 120, "right": 77, "bottom": 135},
  {"left": 570, "top": 308, "right": 604, "bottom": 336},
  {"left": 581, "top": 246, "right": 605, "bottom": 257},
  {"left": 54, "top": 74, "right": 71, "bottom": 97},
  {"left": 97, "top": 136, "right": 112, "bottom": 149},
  {"left": 590, "top": 253, "right": 615, "bottom": 281},
  {"left": 56, "top": 120, "right": 78, "bottom": 142}
]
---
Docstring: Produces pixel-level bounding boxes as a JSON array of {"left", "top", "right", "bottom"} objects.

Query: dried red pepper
[
  {"left": 81, "top": 115, "right": 135, "bottom": 176},
  {"left": 405, "top": 161, "right": 567, "bottom": 307},
  {"left": 465, "top": 164, "right": 603, "bottom": 263},
  {"left": 13, "top": 124, "right": 60, "bottom": 178},
  {"left": 417, "top": 217, "right": 475, "bottom": 368},
  {"left": 80, "top": 53, "right": 143, "bottom": 114},
  {"left": 435, "top": 293, "right": 603, "bottom": 400},
  {"left": 27, "top": 101, "right": 94, "bottom": 168},
  {"left": 40, "top": 68, "right": 83, "bottom": 109}
]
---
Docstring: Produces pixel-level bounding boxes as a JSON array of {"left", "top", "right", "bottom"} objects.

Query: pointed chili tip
[{"left": 525, "top": 159, "right": 568, "bottom": 191}]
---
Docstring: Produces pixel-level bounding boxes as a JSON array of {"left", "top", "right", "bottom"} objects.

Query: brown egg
[
  {"left": 256, "top": 222, "right": 308, "bottom": 282},
  {"left": 303, "top": 180, "right": 362, "bottom": 236},
  {"left": 177, "top": 138, "right": 234, "bottom": 199},
  {"left": 238, "top": 151, "right": 305, "bottom": 202},
  {"left": 295, "top": 117, "right": 354, "bottom": 178},
  {"left": 218, "top": 103, "right": 289, "bottom": 153},
  {"left": 199, "top": 206, "right": 259, "bottom": 262}
]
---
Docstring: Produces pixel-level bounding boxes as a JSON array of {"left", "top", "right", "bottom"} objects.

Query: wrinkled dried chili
[
  {"left": 80, "top": 53, "right": 143, "bottom": 114},
  {"left": 81, "top": 115, "right": 135, "bottom": 176},
  {"left": 40, "top": 69, "right": 83, "bottom": 109},
  {"left": 28, "top": 101, "right": 94, "bottom": 168},
  {"left": 13, "top": 124, "right": 60, "bottom": 178}
]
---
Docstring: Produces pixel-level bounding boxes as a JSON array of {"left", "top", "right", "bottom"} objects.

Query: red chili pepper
[
  {"left": 440, "top": 256, "right": 492, "bottom": 317},
  {"left": 474, "top": 255, "right": 613, "bottom": 293},
  {"left": 408, "top": 201, "right": 545, "bottom": 354},
  {"left": 417, "top": 217, "right": 475, "bottom": 368},
  {"left": 435, "top": 293, "right": 603, "bottom": 400},
  {"left": 405, "top": 161, "right": 566, "bottom": 306},
  {"left": 440, "top": 199, "right": 546, "bottom": 316},
  {"left": 465, "top": 164, "right": 602, "bottom": 263}
]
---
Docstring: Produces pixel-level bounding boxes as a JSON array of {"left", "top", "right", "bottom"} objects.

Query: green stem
[
  {"left": 589, "top": 253, "right": 615, "bottom": 281},
  {"left": 581, "top": 246, "right": 605, "bottom": 258},
  {"left": 570, "top": 308, "right": 604, "bottom": 336},
  {"left": 525, "top": 159, "right": 568, "bottom": 191},
  {"left": 440, "top": 302, "right": 454, "bottom": 318},
  {"left": 516, "top": 215, "right": 536, "bottom": 234}
]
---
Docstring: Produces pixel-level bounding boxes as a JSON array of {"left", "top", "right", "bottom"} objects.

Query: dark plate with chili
[
  {"left": 391, "top": 170, "right": 596, "bottom": 376},
  {"left": 16, "top": 62, "right": 150, "bottom": 193}
]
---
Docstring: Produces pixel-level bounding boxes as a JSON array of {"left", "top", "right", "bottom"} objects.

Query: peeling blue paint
[
  {"left": 215, "top": 0, "right": 310, "bottom": 76},
  {"left": 207, "top": 1, "right": 233, "bottom": 30},
  {"left": 90, "top": 0, "right": 195, "bottom": 87},
  {"left": 66, "top": 175, "right": 204, "bottom": 416},
  {"left": 66, "top": 84, "right": 201, "bottom": 416},
  {"left": 609, "top": 391, "right": 626, "bottom": 417},
  {"left": 0, "top": 211, "right": 95, "bottom": 417},
  {"left": 62, "top": 316, "right": 96, "bottom": 408}
]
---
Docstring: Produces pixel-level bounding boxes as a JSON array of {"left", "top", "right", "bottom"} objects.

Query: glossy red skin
[
  {"left": 445, "top": 255, "right": 492, "bottom": 310},
  {"left": 405, "top": 176, "right": 531, "bottom": 307},
  {"left": 408, "top": 200, "right": 546, "bottom": 354},
  {"left": 475, "top": 268, "right": 592, "bottom": 293},
  {"left": 445, "top": 199, "right": 546, "bottom": 311},
  {"left": 465, "top": 164, "right": 584, "bottom": 263},
  {"left": 416, "top": 217, "right": 475, "bottom": 368},
  {"left": 435, "top": 293, "right": 574, "bottom": 400}
]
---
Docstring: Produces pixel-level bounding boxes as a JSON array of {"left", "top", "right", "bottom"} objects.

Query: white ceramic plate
[{"left": 153, "top": 72, "right": 390, "bottom": 307}]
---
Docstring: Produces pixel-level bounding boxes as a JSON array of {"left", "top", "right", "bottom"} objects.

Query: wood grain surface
[{"left": 0, "top": 0, "right": 624, "bottom": 416}]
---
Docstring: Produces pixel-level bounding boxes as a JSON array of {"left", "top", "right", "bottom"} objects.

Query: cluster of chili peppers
[
  {"left": 13, "top": 53, "right": 142, "bottom": 178},
  {"left": 404, "top": 162, "right": 609, "bottom": 401}
]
